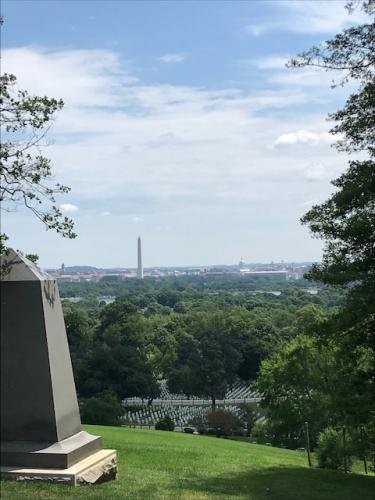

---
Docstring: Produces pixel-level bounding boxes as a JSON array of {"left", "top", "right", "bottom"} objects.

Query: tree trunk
[{"left": 211, "top": 395, "right": 216, "bottom": 411}]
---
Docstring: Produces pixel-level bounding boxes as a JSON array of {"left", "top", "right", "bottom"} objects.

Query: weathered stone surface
[
  {"left": 0, "top": 450, "right": 118, "bottom": 486},
  {"left": 76, "top": 451, "right": 118, "bottom": 485}
]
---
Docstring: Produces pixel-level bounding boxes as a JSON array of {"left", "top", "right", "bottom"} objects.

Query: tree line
[{"left": 63, "top": 283, "right": 339, "bottom": 410}]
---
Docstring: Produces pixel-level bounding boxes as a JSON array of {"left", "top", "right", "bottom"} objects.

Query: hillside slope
[{"left": 1, "top": 426, "right": 374, "bottom": 499}]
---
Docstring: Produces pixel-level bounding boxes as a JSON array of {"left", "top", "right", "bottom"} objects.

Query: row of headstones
[
  {"left": 158, "top": 380, "right": 259, "bottom": 401},
  {"left": 123, "top": 404, "right": 263, "bottom": 427},
  {"left": 158, "top": 380, "right": 201, "bottom": 401},
  {"left": 125, "top": 384, "right": 259, "bottom": 406},
  {"left": 225, "top": 383, "right": 259, "bottom": 400},
  {"left": 123, "top": 405, "right": 208, "bottom": 426}
]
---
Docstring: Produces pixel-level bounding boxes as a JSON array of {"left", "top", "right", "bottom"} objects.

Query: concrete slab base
[{"left": 0, "top": 449, "right": 117, "bottom": 486}]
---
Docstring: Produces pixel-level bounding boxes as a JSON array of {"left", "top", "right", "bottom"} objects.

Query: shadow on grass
[{"left": 183, "top": 466, "right": 375, "bottom": 500}]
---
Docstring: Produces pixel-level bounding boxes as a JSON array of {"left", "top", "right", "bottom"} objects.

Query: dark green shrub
[
  {"left": 189, "top": 414, "right": 207, "bottom": 435},
  {"left": 238, "top": 403, "right": 258, "bottom": 436},
  {"left": 155, "top": 415, "right": 175, "bottom": 431},
  {"left": 80, "top": 391, "right": 124, "bottom": 426},
  {"left": 316, "top": 427, "right": 352, "bottom": 471},
  {"left": 251, "top": 421, "right": 272, "bottom": 444},
  {"left": 350, "top": 422, "right": 375, "bottom": 473},
  {"left": 206, "top": 410, "right": 243, "bottom": 437}
]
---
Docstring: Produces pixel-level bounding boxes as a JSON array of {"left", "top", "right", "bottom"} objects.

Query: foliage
[
  {"left": 166, "top": 311, "right": 243, "bottom": 408},
  {"left": 256, "top": 0, "right": 375, "bottom": 448},
  {"left": 255, "top": 335, "right": 338, "bottom": 448},
  {"left": 190, "top": 409, "right": 244, "bottom": 437},
  {"left": 64, "top": 308, "right": 95, "bottom": 396},
  {"left": 288, "top": 1, "right": 374, "bottom": 86},
  {"left": 295, "top": 0, "right": 375, "bottom": 313},
  {"left": 251, "top": 421, "right": 273, "bottom": 445},
  {"left": 206, "top": 410, "right": 244, "bottom": 437},
  {"left": 61, "top": 280, "right": 344, "bottom": 413},
  {"left": 237, "top": 403, "right": 259, "bottom": 436},
  {"left": 350, "top": 420, "right": 375, "bottom": 473},
  {"left": 316, "top": 427, "right": 352, "bottom": 471},
  {"left": 0, "top": 73, "right": 76, "bottom": 246},
  {"left": 24, "top": 253, "right": 39, "bottom": 263},
  {"left": 71, "top": 300, "right": 160, "bottom": 401},
  {"left": 292, "top": 0, "right": 375, "bottom": 361},
  {"left": 80, "top": 391, "right": 124, "bottom": 426},
  {"left": 155, "top": 415, "right": 175, "bottom": 431}
]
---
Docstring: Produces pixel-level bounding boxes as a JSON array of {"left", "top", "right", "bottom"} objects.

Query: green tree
[
  {"left": 166, "top": 331, "right": 200, "bottom": 398},
  {"left": 80, "top": 391, "right": 124, "bottom": 426},
  {"left": 167, "top": 312, "right": 243, "bottom": 409},
  {"left": 288, "top": 0, "right": 375, "bottom": 430},
  {"left": 0, "top": 72, "right": 76, "bottom": 257},
  {"left": 236, "top": 312, "right": 279, "bottom": 382},
  {"left": 206, "top": 409, "right": 243, "bottom": 437},
  {"left": 289, "top": 1, "right": 374, "bottom": 324},
  {"left": 292, "top": 304, "right": 327, "bottom": 336},
  {"left": 64, "top": 308, "right": 95, "bottom": 396},
  {"left": 316, "top": 427, "right": 352, "bottom": 471},
  {"left": 256, "top": 335, "right": 338, "bottom": 448},
  {"left": 81, "top": 300, "right": 160, "bottom": 401}
]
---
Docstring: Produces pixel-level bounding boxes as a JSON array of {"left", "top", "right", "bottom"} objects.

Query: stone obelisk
[
  {"left": 0, "top": 249, "right": 117, "bottom": 485},
  {"left": 137, "top": 236, "right": 143, "bottom": 279}
]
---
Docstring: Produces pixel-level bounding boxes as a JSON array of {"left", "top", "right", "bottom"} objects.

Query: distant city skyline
[
  {"left": 2, "top": 1, "right": 361, "bottom": 268},
  {"left": 47, "top": 254, "right": 315, "bottom": 272},
  {"left": 47, "top": 251, "right": 310, "bottom": 282}
]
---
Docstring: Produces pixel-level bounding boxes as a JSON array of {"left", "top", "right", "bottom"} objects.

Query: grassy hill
[{"left": 1, "top": 426, "right": 374, "bottom": 499}]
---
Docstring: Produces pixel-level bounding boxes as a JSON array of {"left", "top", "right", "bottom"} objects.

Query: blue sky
[{"left": 2, "top": 1, "right": 366, "bottom": 268}]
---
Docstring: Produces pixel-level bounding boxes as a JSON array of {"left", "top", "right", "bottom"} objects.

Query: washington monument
[{"left": 137, "top": 236, "right": 143, "bottom": 279}]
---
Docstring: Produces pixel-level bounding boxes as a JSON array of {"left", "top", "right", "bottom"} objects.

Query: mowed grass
[{"left": 1, "top": 425, "right": 374, "bottom": 500}]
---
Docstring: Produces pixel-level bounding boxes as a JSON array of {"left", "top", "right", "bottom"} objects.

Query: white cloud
[
  {"left": 274, "top": 130, "right": 333, "bottom": 147},
  {"left": 131, "top": 216, "right": 144, "bottom": 224},
  {"left": 244, "top": 0, "right": 367, "bottom": 36},
  {"left": 60, "top": 203, "right": 79, "bottom": 213},
  {"left": 275, "top": 130, "right": 319, "bottom": 146},
  {"left": 159, "top": 53, "right": 185, "bottom": 63},
  {"left": 2, "top": 47, "right": 136, "bottom": 107},
  {"left": 2, "top": 46, "right": 348, "bottom": 242},
  {"left": 281, "top": 0, "right": 367, "bottom": 34}
]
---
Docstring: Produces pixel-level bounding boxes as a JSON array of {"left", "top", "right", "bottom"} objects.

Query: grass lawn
[{"left": 1, "top": 425, "right": 374, "bottom": 499}]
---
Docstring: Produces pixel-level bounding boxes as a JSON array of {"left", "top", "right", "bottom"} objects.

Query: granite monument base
[
  {"left": 1, "top": 431, "right": 102, "bottom": 469},
  {"left": 0, "top": 449, "right": 117, "bottom": 486}
]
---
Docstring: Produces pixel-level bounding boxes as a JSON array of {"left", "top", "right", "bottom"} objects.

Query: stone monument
[{"left": 0, "top": 249, "right": 117, "bottom": 485}]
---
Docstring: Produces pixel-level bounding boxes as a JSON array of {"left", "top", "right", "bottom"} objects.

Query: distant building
[
  {"left": 100, "top": 274, "right": 122, "bottom": 282},
  {"left": 137, "top": 236, "right": 144, "bottom": 279},
  {"left": 239, "top": 270, "right": 288, "bottom": 280}
]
